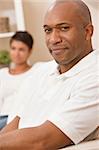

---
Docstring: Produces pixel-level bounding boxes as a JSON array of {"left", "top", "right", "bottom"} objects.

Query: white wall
[
  {"left": 23, "top": 0, "right": 53, "bottom": 64},
  {"left": 83, "top": 0, "right": 99, "bottom": 50}
]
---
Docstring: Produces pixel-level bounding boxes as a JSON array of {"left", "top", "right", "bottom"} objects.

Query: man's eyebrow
[
  {"left": 43, "top": 23, "right": 70, "bottom": 28},
  {"left": 56, "top": 23, "right": 70, "bottom": 26}
]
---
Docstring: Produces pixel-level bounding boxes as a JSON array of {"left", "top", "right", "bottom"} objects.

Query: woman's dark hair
[{"left": 10, "top": 31, "right": 34, "bottom": 49}]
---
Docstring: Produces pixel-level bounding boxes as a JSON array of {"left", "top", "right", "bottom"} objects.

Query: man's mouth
[{"left": 51, "top": 47, "right": 68, "bottom": 55}]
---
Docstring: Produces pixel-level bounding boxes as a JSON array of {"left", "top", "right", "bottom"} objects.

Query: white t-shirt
[
  {"left": 0, "top": 65, "right": 35, "bottom": 115},
  {"left": 8, "top": 50, "right": 99, "bottom": 144}
]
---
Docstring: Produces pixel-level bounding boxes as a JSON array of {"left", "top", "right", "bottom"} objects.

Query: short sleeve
[{"left": 48, "top": 74, "right": 99, "bottom": 144}]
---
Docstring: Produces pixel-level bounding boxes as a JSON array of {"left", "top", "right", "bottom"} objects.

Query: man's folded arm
[{"left": 0, "top": 118, "right": 73, "bottom": 150}]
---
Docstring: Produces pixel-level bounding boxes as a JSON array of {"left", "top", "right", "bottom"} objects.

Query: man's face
[{"left": 43, "top": 3, "right": 89, "bottom": 66}]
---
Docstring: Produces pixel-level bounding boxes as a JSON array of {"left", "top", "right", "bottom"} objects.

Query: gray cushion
[{"left": 0, "top": 115, "right": 8, "bottom": 130}]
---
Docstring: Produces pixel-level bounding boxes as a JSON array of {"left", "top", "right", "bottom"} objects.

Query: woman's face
[{"left": 10, "top": 40, "right": 31, "bottom": 65}]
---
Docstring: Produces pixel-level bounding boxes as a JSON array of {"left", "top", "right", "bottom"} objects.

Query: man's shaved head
[
  {"left": 44, "top": 0, "right": 93, "bottom": 71},
  {"left": 48, "top": 0, "right": 92, "bottom": 26}
]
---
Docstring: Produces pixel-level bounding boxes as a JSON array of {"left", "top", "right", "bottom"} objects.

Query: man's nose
[{"left": 50, "top": 29, "right": 62, "bottom": 44}]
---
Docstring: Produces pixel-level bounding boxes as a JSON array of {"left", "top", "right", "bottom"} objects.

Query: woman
[{"left": 0, "top": 31, "right": 34, "bottom": 117}]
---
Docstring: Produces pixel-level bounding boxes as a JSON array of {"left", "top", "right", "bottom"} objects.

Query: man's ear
[{"left": 85, "top": 24, "right": 94, "bottom": 40}]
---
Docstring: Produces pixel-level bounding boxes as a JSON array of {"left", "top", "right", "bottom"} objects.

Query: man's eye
[
  {"left": 61, "top": 26, "right": 70, "bottom": 31},
  {"left": 44, "top": 28, "right": 52, "bottom": 34}
]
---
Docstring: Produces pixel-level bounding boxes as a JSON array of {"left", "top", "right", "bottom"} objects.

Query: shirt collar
[{"left": 49, "top": 50, "right": 98, "bottom": 79}]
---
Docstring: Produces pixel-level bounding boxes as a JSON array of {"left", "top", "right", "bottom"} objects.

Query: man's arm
[{"left": 0, "top": 118, "right": 72, "bottom": 150}]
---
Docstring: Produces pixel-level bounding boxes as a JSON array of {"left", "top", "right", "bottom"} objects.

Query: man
[{"left": 0, "top": 0, "right": 98, "bottom": 149}]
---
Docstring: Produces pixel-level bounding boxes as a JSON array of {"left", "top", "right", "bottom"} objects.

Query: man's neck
[{"left": 59, "top": 49, "right": 93, "bottom": 74}]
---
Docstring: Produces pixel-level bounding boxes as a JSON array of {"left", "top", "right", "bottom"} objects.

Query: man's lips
[{"left": 51, "top": 47, "right": 68, "bottom": 55}]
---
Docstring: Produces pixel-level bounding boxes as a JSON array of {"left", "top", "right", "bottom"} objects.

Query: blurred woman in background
[{"left": 0, "top": 31, "right": 34, "bottom": 119}]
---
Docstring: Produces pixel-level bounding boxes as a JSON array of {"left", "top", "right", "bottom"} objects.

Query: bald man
[{"left": 0, "top": 0, "right": 98, "bottom": 149}]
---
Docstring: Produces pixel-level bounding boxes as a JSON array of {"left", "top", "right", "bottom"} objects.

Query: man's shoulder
[
  {"left": 33, "top": 60, "right": 57, "bottom": 71},
  {"left": 34, "top": 60, "right": 56, "bottom": 66}
]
